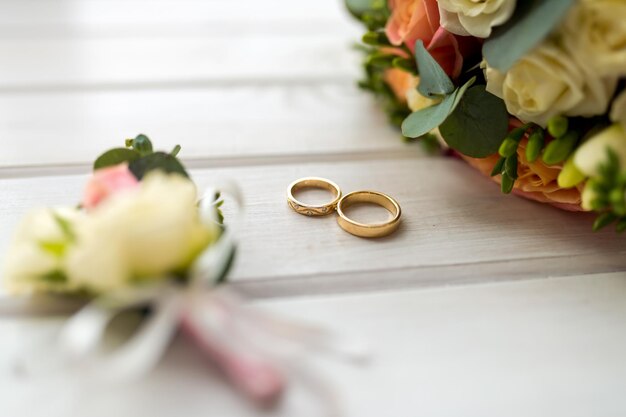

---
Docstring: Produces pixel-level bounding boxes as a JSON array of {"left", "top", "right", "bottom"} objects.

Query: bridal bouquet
[{"left": 346, "top": 0, "right": 626, "bottom": 231}]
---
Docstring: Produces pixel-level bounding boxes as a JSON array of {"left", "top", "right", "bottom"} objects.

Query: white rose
[
  {"left": 66, "top": 172, "right": 217, "bottom": 293},
  {"left": 438, "top": 0, "right": 516, "bottom": 38},
  {"left": 562, "top": 0, "right": 626, "bottom": 78},
  {"left": 484, "top": 40, "right": 617, "bottom": 127},
  {"left": 611, "top": 90, "right": 626, "bottom": 130},
  {"left": 3, "top": 208, "right": 81, "bottom": 293}
]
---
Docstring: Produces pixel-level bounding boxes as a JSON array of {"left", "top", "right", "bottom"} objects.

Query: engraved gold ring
[
  {"left": 287, "top": 177, "right": 342, "bottom": 216},
  {"left": 336, "top": 190, "right": 401, "bottom": 238}
]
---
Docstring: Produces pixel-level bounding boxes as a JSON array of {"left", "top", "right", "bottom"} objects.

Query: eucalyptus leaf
[
  {"left": 345, "top": 0, "right": 377, "bottom": 18},
  {"left": 439, "top": 86, "right": 509, "bottom": 158},
  {"left": 94, "top": 148, "right": 140, "bottom": 170},
  {"left": 414, "top": 39, "right": 454, "bottom": 98},
  {"left": 129, "top": 134, "right": 154, "bottom": 155},
  {"left": 128, "top": 152, "right": 189, "bottom": 180},
  {"left": 401, "top": 77, "right": 475, "bottom": 139},
  {"left": 128, "top": 152, "right": 189, "bottom": 179},
  {"left": 401, "top": 93, "right": 456, "bottom": 138},
  {"left": 483, "top": 0, "right": 576, "bottom": 72}
]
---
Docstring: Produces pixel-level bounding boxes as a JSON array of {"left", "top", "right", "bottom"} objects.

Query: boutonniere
[{"left": 2, "top": 135, "right": 366, "bottom": 411}]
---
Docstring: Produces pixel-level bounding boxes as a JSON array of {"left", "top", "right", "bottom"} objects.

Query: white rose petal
[
  {"left": 484, "top": 40, "right": 617, "bottom": 127},
  {"left": 3, "top": 208, "right": 81, "bottom": 293},
  {"left": 65, "top": 172, "right": 216, "bottom": 293},
  {"left": 562, "top": 0, "right": 626, "bottom": 78},
  {"left": 573, "top": 124, "right": 626, "bottom": 177},
  {"left": 438, "top": 0, "right": 516, "bottom": 38}
]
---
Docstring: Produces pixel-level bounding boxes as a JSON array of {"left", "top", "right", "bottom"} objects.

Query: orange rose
[
  {"left": 385, "top": 0, "right": 472, "bottom": 77},
  {"left": 462, "top": 138, "right": 583, "bottom": 211}
]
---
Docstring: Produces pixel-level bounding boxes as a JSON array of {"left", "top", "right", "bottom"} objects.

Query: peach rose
[
  {"left": 82, "top": 164, "right": 139, "bottom": 210},
  {"left": 462, "top": 130, "right": 583, "bottom": 211},
  {"left": 385, "top": 0, "right": 472, "bottom": 77}
]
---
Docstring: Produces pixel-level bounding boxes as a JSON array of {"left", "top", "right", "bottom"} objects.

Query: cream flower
[
  {"left": 3, "top": 208, "right": 82, "bottom": 293},
  {"left": 438, "top": 0, "right": 516, "bottom": 38},
  {"left": 574, "top": 124, "right": 626, "bottom": 177},
  {"left": 5, "top": 172, "right": 218, "bottom": 295},
  {"left": 562, "top": 0, "right": 626, "bottom": 78},
  {"left": 484, "top": 40, "right": 617, "bottom": 127},
  {"left": 66, "top": 172, "right": 217, "bottom": 292}
]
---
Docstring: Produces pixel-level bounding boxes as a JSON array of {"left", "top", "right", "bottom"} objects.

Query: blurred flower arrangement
[
  {"left": 346, "top": 0, "right": 626, "bottom": 231},
  {"left": 2, "top": 135, "right": 363, "bottom": 410},
  {"left": 4, "top": 134, "right": 227, "bottom": 294}
]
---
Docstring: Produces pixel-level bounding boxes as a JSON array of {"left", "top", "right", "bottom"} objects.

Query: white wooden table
[{"left": 1, "top": 2, "right": 625, "bottom": 416}]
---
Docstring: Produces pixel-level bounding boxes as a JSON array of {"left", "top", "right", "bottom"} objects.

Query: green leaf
[
  {"left": 401, "top": 77, "right": 475, "bottom": 139},
  {"left": 439, "top": 86, "right": 509, "bottom": 158},
  {"left": 593, "top": 212, "right": 617, "bottom": 232},
  {"left": 128, "top": 152, "right": 189, "bottom": 180},
  {"left": 505, "top": 154, "right": 518, "bottom": 180},
  {"left": 501, "top": 173, "right": 515, "bottom": 194},
  {"left": 401, "top": 94, "right": 456, "bottom": 138},
  {"left": 414, "top": 40, "right": 454, "bottom": 98},
  {"left": 483, "top": 0, "right": 576, "bottom": 72},
  {"left": 128, "top": 134, "right": 154, "bottom": 155},
  {"left": 345, "top": 0, "right": 381, "bottom": 18},
  {"left": 94, "top": 148, "right": 140, "bottom": 170},
  {"left": 490, "top": 157, "right": 506, "bottom": 177}
]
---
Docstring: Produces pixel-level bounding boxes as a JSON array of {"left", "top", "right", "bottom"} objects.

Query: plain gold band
[
  {"left": 287, "top": 177, "right": 342, "bottom": 216},
  {"left": 336, "top": 190, "right": 401, "bottom": 238}
]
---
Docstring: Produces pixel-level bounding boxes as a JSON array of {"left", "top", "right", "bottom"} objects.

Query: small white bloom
[
  {"left": 561, "top": 0, "right": 626, "bottom": 79},
  {"left": 573, "top": 124, "right": 626, "bottom": 178},
  {"left": 438, "top": 0, "right": 516, "bottom": 38},
  {"left": 484, "top": 40, "right": 617, "bottom": 127},
  {"left": 3, "top": 208, "right": 81, "bottom": 293}
]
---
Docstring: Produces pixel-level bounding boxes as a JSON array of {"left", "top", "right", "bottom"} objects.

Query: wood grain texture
[
  {"left": 2, "top": 272, "right": 626, "bottom": 417},
  {"left": 1, "top": 158, "right": 624, "bottom": 298},
  {"left": 0, "top": 85, "right": 409, "bottom": 169}
]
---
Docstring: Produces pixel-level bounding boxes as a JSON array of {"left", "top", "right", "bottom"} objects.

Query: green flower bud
[
  {"left": 542, "top": 131, "right": 578, "bottom": 165},
  {"left": 366, "top": 53, "right": 394, "bottom": 68},
  {"left": 501, "top": 173, "right": 515, "bottom": 194},
  {"left": 391, "top": 57, "right": 417, "bottom": 74},
  {"left": 127, "top": 134, "right": 153, "bottom": 156},
  {"left": 490, "top": 157, "right": 506, "bottom": 177},
  {"left": 505, "top": 154, "right": 518, "bottom": 180},
  {"left": 593, "top": 212, "right": 617, "bottom": 232},
  {"left": 525, "top": 129, "right": 545, "bottom": 162},
  {"left": 499, "top": 137, "right": 519, "bottom": 158},
  {"left": 557, "top": 157, "right": 586, "bottom": 188},
  {"left": 547, "top": 115, "right": 569, "bottom": 138},
  {"left": 362, "top": 31, "right": 390, "bottom": 46}
]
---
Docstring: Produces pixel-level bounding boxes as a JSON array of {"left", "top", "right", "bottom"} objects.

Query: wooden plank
[
  {"left": 0, "top": 85, "right": 409, "bottom": 168},
  {"left": 0, "top": 36, "right": 361, "bottom": 90},
  {"left": 0, "top": 1, "right": 353, "bottom": 33},
  {"left": 2, "top": 272, "right": 626, "bottom": 416},
  {"left": 1, "top": 158, "right": 624, "bottom": 296}
]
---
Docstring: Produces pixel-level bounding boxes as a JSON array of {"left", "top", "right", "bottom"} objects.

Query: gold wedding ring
[
  {"left": 336, "top": 190, "right": 401, "bottom": 238},
  {"left": 287, "top": 177, "right": 342, "bottom": 216}
]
